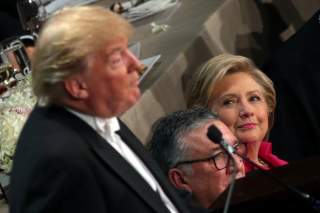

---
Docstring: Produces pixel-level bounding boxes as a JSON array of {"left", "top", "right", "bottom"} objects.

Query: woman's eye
[
  {"left": 249, "top": 95, "right": 261, "bottom": 102},
  {"left": 222, "top": 99, "right": 236, "bottom": 106}
]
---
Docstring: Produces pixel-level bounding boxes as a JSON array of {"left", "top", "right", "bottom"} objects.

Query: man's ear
[
  {"left": 168, "top": 168, "right": 191, "bottom": 192},
  {"left": 64, "top": 78, "right": 89, "bottom": 99}
]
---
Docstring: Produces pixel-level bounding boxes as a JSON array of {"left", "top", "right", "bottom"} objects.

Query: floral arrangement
[{"left": 0, "top": 76, "right": 36, "bottom": 173}]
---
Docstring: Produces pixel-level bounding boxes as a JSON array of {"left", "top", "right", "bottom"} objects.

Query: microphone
[
  {"left": 207, "top": 125, "right": 235, "bottom": 156},
  {"left": 207, "top": 125, "right": 238, "bottom": 213},
  {"left": 207, "top": 125, "right": 320, "bottom": 212}
]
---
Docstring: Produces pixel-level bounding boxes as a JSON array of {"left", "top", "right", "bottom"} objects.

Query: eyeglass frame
[{"left": 173, "top": 142, "right": 247, "bottom": 170}]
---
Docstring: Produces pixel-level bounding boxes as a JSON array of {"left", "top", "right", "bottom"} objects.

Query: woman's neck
[{"left": 246, "top": 141, "right": 262, "bottom": 163}]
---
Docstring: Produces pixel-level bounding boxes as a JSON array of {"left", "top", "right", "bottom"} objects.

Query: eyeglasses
[{"left": 173, "top": 142, "right": 247, "bottom": 170}]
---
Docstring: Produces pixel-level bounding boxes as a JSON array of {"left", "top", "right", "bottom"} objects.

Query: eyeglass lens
[{"left": 212, "top": 143, "right": 246, "bottom": 170}]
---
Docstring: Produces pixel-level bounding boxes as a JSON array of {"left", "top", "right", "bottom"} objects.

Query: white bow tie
[{"left": 95, "top": 117, "right": 119, "bottom": 133}]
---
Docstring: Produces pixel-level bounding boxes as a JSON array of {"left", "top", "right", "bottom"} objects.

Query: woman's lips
[{"left": 238, "top": 123, "right": 257, "bottom": 129}]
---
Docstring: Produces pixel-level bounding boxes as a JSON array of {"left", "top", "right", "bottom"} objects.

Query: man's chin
[
  {"left": 126, "top": 94, "right": 140, "bottom": 108},
  {"left": 116, "top": 92, "right": 140, "bottom": 115},
  {"left": 132, "top": 90, "right": 141, "bottom": 101}
]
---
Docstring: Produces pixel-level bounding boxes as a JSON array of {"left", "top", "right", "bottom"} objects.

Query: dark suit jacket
[
  {"left": 263, "top": 9, "right": 320, "bottom": 161},
  {"left": 10, "top": 105, "right": 190, "bottom": 213}
]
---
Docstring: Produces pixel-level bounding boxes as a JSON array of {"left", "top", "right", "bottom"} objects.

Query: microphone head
[{"left": 207, "top": 125, "right": 222, "bottom": 144}]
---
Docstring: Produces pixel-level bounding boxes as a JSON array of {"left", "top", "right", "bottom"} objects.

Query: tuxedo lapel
[
  {"left": 117, "top": 121, "right": 189, "bottom": 213},
  {"left": 89, "top": 136, "right": 170, "bottom": 213},
  {"left": 63, "top": 111, "right": 170, "bottom": 213}
]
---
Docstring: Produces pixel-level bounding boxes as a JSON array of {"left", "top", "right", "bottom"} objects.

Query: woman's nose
[{"left": 239, "top": 102, "right": 254, "bottom": 118}]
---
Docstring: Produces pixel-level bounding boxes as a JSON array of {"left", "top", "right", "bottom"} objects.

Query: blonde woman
[{"left": 187, "top": 54, "right": 287, "bottom": 173}]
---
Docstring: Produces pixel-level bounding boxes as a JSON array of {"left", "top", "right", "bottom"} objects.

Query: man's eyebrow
[{"left": 210, "top": 147, "right": 223, "bottom": 154}]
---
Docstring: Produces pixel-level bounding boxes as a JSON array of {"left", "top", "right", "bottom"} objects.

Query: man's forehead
[
  {"left": 210, "top": 120, "right": 228, "bottom": 133},
  {"left": 210, "top": 120, "right": 237, "bottom": 144},
  {"left": 183, "top": 120, "right": 221, "bottom": 149},
  {"left": 185, "top": 119, "right": 235, "bottom": 143},
  {"left": 104, "top": 37, "right": 128, "bottom": 49},
  {"left": 185, "top": 119, "right": 217, "bottom": 136}
]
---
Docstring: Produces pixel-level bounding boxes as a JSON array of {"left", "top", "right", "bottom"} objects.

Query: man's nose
[
  {"left": 226, "top": 155, "right": 245, "bottom": 178},
  {"left": 126, "top": 49, "right": 141, "bottom": 73},
  {"left": 234, "top": 155, "right": 246, "bottom": 178}
]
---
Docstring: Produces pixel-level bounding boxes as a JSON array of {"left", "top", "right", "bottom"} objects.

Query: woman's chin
[{"left": 238, "top": 135, "right": 263, "bottom": 144}]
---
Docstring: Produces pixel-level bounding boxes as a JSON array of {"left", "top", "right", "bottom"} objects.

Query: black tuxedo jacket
[{"left": 10, "top": 105, "right": 190, "bottom": 213}]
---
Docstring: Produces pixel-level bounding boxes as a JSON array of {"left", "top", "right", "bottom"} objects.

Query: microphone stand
[
  {"left": 219, "top": 142, "right": 238, "bottom": 213},
  {"left": 207, "top": 125, "right": 239, "bottom": 213},
  {"left": 235, "top": 152, "right": 320, "bottom": 212}
]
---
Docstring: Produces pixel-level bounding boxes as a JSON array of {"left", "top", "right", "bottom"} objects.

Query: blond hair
[
  {"left": 186, "top": 54, "right": 276, "bottom": 130},
  {"left": 32, "top": 6, "right": 133, "bottom": 104}
]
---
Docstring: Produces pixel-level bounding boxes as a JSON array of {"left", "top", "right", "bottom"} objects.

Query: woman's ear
[
  {"left": 64, "top": 78, "right": 88, "bottom": 99},
  {"left": 168, "top": 168, "right": 192, "bottom": 192}
]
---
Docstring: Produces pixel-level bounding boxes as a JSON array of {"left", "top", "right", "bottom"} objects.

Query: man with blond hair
[{"left": 10, "top": 6, "right": 189, "bottom": 213}]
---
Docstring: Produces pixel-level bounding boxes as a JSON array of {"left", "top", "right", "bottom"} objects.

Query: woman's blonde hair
[
  {"left": 186, "top": 53, "right": 276, "bottom": 131},
  {"left": 32, "top": 6, "right": 133, "bottom": 104}
]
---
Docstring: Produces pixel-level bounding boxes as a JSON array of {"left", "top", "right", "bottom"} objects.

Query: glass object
[
  {"left": 0, "top": 36, "right": 33, "bottom": 88},
  {"left": 0, "top": 64, "right": 14, "bottom": 84}
]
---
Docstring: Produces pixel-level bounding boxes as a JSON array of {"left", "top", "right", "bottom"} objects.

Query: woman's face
[{"left": 209, "top": 72, "right": 269, "bottom": 143}]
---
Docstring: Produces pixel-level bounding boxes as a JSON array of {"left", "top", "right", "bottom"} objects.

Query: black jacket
[{"left": 10, "top": 105, "right": 190, "bottom": 213}]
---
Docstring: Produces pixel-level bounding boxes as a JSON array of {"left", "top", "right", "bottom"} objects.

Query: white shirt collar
[{"left": 66, "top": 108, "right": 120, "bottom": 134}]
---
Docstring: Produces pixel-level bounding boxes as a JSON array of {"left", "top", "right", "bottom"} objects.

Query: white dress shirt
[{"left": 67, "top": 109, "right": 178, "bottom": 213}]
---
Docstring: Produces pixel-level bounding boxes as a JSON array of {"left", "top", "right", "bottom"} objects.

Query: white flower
[
  {"left": 0, "top": 76, "right": 36, "bottom": 173},
  {"left": 150, "top": 22, "right": 170, "bottom": 34}
]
